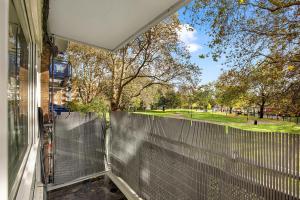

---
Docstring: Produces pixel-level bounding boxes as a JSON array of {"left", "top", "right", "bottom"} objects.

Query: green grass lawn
[{"left": 134, "top": 109, "right": 300, "bottom": 133}]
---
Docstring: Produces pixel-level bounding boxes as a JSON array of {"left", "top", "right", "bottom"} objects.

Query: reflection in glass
[{"left": 8, "top": 10, "right": 29, "bottom": 192}]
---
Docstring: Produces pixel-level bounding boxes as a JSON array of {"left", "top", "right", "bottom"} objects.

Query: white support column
[{"left": 0, "top": 0, "right": 9, "bottom": 199}]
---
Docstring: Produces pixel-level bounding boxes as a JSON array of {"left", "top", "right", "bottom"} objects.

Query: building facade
[{"left": 1, "top": 0, "right": 44, "bottom": 199}]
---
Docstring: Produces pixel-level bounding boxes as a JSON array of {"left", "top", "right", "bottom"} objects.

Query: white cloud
[
  {"left": 187, "top": 43, "right": 202, "bottom": 53},
  {"left": 177, "top": 24, "right": 202, "bottom": 53}
]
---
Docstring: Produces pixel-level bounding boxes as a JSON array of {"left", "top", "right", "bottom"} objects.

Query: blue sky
[{"left": 177, "top": 8, "right": 224, "bottom": 85}]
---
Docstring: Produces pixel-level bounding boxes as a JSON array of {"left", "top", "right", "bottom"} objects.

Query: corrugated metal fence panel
[
  {"left": 110, "top": 112, "right": 300, "bottom": 200},
  {"left": 54, "top": 112, "right": 106, "bottom": 185}
]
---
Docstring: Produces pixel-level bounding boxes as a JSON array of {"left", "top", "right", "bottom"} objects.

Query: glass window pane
[{"left": 8, "top": 4, "right": 29, "bottom": 193}]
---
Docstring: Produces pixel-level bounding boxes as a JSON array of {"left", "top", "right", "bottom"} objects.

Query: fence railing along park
[
  {"left": 110, "top": 112, "right": 300, "bottom": 200},
  {"left": 53, "top": 112, "right": 106, "bottom": 185}
]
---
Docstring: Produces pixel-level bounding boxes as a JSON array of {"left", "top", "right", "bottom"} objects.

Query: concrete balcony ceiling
[{"left": 48, "top": 0, "right": 189, "bottom": 51}]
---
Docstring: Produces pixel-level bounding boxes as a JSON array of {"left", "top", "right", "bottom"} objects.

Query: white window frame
[{"left": 2, "top": 0, "right": 42, "bottom": 199}]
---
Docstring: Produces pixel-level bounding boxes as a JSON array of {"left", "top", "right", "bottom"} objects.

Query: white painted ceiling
[{"left": 48, "top": 0, "right": 188, "bottom": 51}]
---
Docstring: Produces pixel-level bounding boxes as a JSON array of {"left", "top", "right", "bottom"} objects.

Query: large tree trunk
[
  {"left": 229, "top": 107, "right": 233, "bottom": 114},
  {"left": 110, "top": 101, "right": 119, "bottom": 111},
  {"left": 110, "top": 88, "right": 123, "bottom": 111},
  {"left": 259, "top": 100, "right": 265, "bottom": 118}
]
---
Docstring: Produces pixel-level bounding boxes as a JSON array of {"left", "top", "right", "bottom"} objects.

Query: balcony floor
[{"left": 47, "top": 175, "right": 127, "bottom": 200}]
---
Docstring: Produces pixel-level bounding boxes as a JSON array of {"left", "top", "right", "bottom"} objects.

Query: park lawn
[
  {"left": 135, "top": 110, "right": 175, "bottom": 117},
  {"left": 134, "top": 109, "right": 300, "bottom": 133},
  {"left": 229, "top": 123, "right": 300, "bottom": 133},
  {"left": 181, "top": 111, "right": 247, "bottom": 123}
]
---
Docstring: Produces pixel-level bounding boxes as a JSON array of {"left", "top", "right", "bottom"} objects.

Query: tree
[
  {"left": 247, "top": 63, "right": 285, "bottom": 118},
  {"left": 68, "top": 44, "right": 110, "bottom": 104},
  {"left": 153, "top": 89, "right": 175, "bottom": 110},
  {"left": 129, "top": 84, "right": 164, "bottom": 110},
  {"left": 155, "top": 89, "right": 181, "bottom": 111},
  {"left": 215, "top": 69, "right": 248, "bottom": 113},
  {"left": 68, "top": 15, "right": 201, "bottom": 111},
  {"left": 185, "top": 0, "right": 300, "bottom": 69},
  {"left": 268, "top": 61, "right": 300, "bottom": 116},
  {"left": 193, "top": 83, "right": 216, "bottom": 111},
  {"left": 216, "top": 61, "right": 286, "bottom": 118},
  {"left": 165, "top": 90, "right": 181, "bottom": 109},
  {"left": 156, "top": 92, "right": 167, "bottom": 111},
  {"left": 177, "top": 85, "right": 197, "bottom": 109}
]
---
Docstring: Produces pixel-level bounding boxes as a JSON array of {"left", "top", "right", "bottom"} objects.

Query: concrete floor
[{"left": 47, "top": 175, "right": 127, "bottom": 200}]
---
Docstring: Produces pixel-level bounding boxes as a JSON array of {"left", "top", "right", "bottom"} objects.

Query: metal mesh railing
[
  {"left": 110, "top": 112, "right": 300, "bottom": 200},
  {"left": 53, "top": 112, "right": 106, "bottom": 185}
]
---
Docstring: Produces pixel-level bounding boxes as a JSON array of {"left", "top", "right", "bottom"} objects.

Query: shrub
[{"left": 67, "top": 98, "right": 108, "bottom": 116}]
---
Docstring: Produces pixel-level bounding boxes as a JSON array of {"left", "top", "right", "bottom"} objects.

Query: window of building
[{"left": 8, "top": 3, "right": 29, "bottom": 193}]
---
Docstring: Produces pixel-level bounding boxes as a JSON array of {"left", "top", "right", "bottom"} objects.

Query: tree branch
[{"left": 250, "top": 1, "right": 300, "bottom": 12}]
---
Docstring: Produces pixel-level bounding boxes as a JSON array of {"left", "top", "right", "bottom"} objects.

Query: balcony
[
  {"left": 3, "top": 0, "right": 300, "bottom": 200},
  {"left": 42, "top": 111, "right": 300, "bottom": 200}
]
